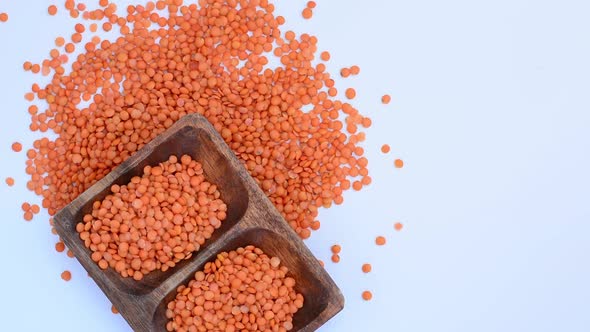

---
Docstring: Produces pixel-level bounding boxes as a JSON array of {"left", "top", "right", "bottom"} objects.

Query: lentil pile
[
  {"left": 167, "top": 245, "right": 303, "bottom": 331},
  {"left": 23, "top": 0, "right": 371, "bottom": 240},
  {"left": 77, "top": 154, "right": 227, "bottom": 280}
]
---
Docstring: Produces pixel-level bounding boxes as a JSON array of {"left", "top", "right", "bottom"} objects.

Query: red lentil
[
  {"left": 0, "top": 13, "right": 8, "bottom": 22},
  {"left": 345, "top": 88, "right": 356, "bottom": 99},
  {"left": 5, "top": 177, "right": 14, "bottom": 186},
  {"left": 394, "top": 159, "right": 404, "bottom": 168},
  {"left": 341, "top": 68, "right": 351, "bottom": 78},
  {"left": 382, "top": 94, "right": 391, "bottom": 104},
  {"left": 376, "top": 236, "right": 386, "bottom": 246},
  {"left": 166, "top": 246, "right": 303, "bottom": 331},
  {"left": 55, "top": 242, "right": 66, "bottom": 253},
  {"left": 24, "top": 0, "right": 371, "bottom": 241},
  {"left": 77, "top": 155, "right": 227, "bottom": 280},
  {"left": 331, "top": 254, "right": 340, "bottom": 263},
  {"left": 362, "top": 263, "right": 372, "bottom": 273},
  {"left": 302, "top": 7, "right": 313, "bottom": 19},
  {"left": 61, "top": 270, "right": 72, "bottom": 281},
  {"left": 11, "top": 142, "right": 22, "bottom": 152},
  {"left": 362, "top": 290, "right": 372, "bottom": 301},
  {"left": 24, "top": 212, "right": 34, "bottom": 221},
  {"left": 331, "top": 244, "right": 341, "bottom": 254},
  {"left": 48, "top": 5, "right": 58, "bottom": 16},
  {"left": 395, "top": 222, "right": 404, "bottom": 231},
  {"left": 381, "top": 144, "right": 391, "bottom": 153}
]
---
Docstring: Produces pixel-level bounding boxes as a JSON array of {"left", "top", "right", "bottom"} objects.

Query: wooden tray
[{"left": 54, "top": 113, "right": 344, "bottom": 332}]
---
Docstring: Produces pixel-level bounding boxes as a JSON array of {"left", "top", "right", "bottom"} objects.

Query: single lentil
[
  {"left": 48, "top": 5, "right": 58, "bottom": 15},
  {"left": 302, "top": 7, "right": 313, "bottom": 19},
  {"left": 331, "top": 254, "right": 340, "bottom": 263},
  {"left": 331, "top": 244, "right": 341, "bottom": 254},
  {"left": 5, "top": 177, "right": 14, "bottom": 186},
  {"left": 61, "top": 270, "right": 72, "bottom": 281},
  {"left": 382, "top": 94, "right": 391, "bottom": 104},
  {"left": 11, "top": 142, "right": 22, "bottom": 152},
  {"left": 345, "top": 88, "right": 356, "bottom": 99},
  {"left": 55, "top": 242, "right": 66, "bottom": 253},
  {"left": 376, "top": 236, "right": 386, "bottom": 246}
]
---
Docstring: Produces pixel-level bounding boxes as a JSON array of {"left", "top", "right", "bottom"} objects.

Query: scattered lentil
[
  {"left": 394, "top": 222, "right": 403, "bottom": 231},
  {"left": 362, "top": 263, "right": 372, "bottom": 273},
  {"left": 394, "top": 159, "right": 404, "bottom": 169},
  {"left": 382, "top": 94, "right": 391, "bottom": 104},
  {"left": 48, "top": 5, "right": 58, "bottom": 16},
  {"left": 0, "top": 13, "right": 8, "bottom": 22},
  {"left": 61, "top": 270, "right": 72, "bottom": 281},
  {"left": 345, "top": 88, "right": 356, "bottom": 99},
  {"left": 331, "top": 244, "right": 341, "bottom": 254},
  {"left": 24, "top": 211, "right": 34, "bottom": 221},
  {"left": 302, "top": 7, "right": 313, "bottom": 19},
  {"left": 341, "top": 68, "right": 351, "bottom": 78},
  {"left": 5, "top": 177, "right": 15, "bottom": 186},
  {"left": 376, "top": 236, "right": 386, "bottom": 246},
  {"left": 331, "top": 254, "right": 340, "bottom": 263},
  {"left": 25, "top": 0, "right": 371, "bottom": 242},
  {"left": 11, "top": 142, "right": 22, "bottom": 152},
  {"left": 55, "top": 242, "right": 66, "bottom": 253},
  {"left": 362, "top": 290, "right": 372, "bottom": 301},
  {"left": 381, "top": 144, "right": 391, "bottom": 153}
]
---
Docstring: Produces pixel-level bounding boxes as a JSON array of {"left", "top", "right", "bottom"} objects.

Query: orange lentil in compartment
[
  {"left": 166, "top": 245, "right": 303, "bottom": 332},
  {"left": 76, "top": 155, "right": 227, "bottom": 280}
]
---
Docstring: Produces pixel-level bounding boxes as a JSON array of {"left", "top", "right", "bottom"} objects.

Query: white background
[{"left": 1, "top": 0, "right": 589, "bottom": 331}]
